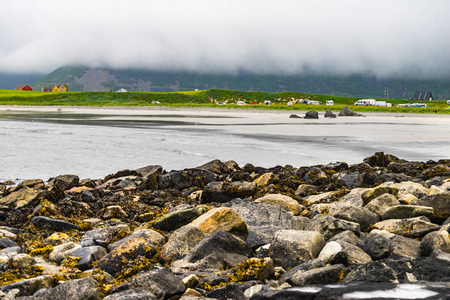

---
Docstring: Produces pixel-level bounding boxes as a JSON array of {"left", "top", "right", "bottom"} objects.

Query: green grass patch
[{"left": 0, "top": 89, "right": 449, "bottom": 114}]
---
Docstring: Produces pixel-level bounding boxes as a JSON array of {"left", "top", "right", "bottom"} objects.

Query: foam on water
[{"left": 342, "top": 284, "right": 438, "bottom": 299}]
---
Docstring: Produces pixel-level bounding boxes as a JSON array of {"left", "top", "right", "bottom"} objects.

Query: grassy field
[{"left": 1, "top": 89, "right": 449, "bottom": 114}]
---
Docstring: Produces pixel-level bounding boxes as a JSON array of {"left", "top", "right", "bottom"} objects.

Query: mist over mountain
[{"left": 30, "top": 66, "right": 450, "bottom": 99}]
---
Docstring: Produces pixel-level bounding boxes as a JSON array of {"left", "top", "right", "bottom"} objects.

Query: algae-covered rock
[
  {"left": 372, "top": 216, "right": 440, "bottom": 235},
  {"left": 254, "top": 194, "right": 304, "bottom": 216},
  {"left": 108, "top": 268, "right": 185, "bottom": 300},
  {"left": 153, "top": 207, "right": 203, "bottom": 232},
  {"left": 161, "top": 225, "right": 205, "bottom": 262},
  {"left": 189, "top": 207, "right": 248, "bottom": 240},
  {"left": 420, "top": 230, "right": 450, "bottom": 256}
]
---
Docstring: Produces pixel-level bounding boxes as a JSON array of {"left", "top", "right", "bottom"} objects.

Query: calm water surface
[{"left": 1, "top": 110, "right": 449, "bottom": 182}]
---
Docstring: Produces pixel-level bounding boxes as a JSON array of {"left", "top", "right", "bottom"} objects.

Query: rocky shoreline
[{"left": 1, "top": 152, "right": 449, "bottom": 299}]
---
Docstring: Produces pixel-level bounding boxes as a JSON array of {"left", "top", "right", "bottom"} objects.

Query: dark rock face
[
  {"left": 0, "top": 237, "right": 19, "bottom": 249},
  {"left": 0, "top": 275, "right": 54, "bottom": 297},
  {"left": 344, "top": 257, "right": 450, "bottom": 283},
  {"left": 358, "top": 234, "right": 392, "bottom": 260},
  {"left": 31, "top": 216, "right": 81, "bottom": 232},
  {"left": 152, "top": 207, "right": 203, "bottom": 231},
  {"left": 49, "top": 174, "right": 80, "bottom": 191},
  {"left": 338, "top": 105, "right": 363, "bottom": 117},
  {"left": 413, "top": 193, "right": 450, "bottom": 219},
  {"left": 201, "top": 181, "right": 256, "bottom": 203},
  {"left": 182, "top": 230, "right": 253, "bottom": 270},
  {"left": 363, "top": 152, "right": 406, "bottom": 168},
  {"left": 69, "top": 246, "right": 107, "bottom": 271},
  {"left": 207, "top": 283, "right": 247, "bottom": 300},
  {"left": 27, "top": 276, "right": 101, "bottom": 300},
  {"left": 286, "top": 264, "right": 345, "bottom": 286},
  {"left": 108, "top": 268, "right": 185, "bottom": 299},
  {"left": 289, "top": 114, "right": 301, "bottom": 118},
  {"left": 304, "top": 111, "right": 319, "bottom": 119},
  {"left": 324, "top": 109, "right": 337, "bottom": 118}
]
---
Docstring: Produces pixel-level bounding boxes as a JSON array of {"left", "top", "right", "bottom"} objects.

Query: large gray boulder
[
  {"left": 365, "top": 193, "right": 401, "bottom": 217},
  {"left": 412, "top": 193, "right": 450, "bottom": 219},
  {"left": 338, "top": 105, "right": 363, "bottom": 117},
  {"left": 358, "top": 233, "right": 392, "bottom": 260},
  {"left": 307, "top": 216, "right": 361, "bottom": 240},
  {"left": 223, "top": 198, "right": 295, "bottom": 248},
  {"left": 176, "top": 230, "right": 253, "bottom": 271},
  {"left": 161, "top": 225, "right": 205, "bottom": 263},
  {"left": 96, "top": 229, "right": 164, "bottom": 276},
  {"left": 330, "top": 205, "right": 380, "bottom": 231},
  {"left": 269, "top": 230, "right": 326, "bottom": 269},
  {"left": 420, "top": 230, "right": 450, "bottom": 256}
]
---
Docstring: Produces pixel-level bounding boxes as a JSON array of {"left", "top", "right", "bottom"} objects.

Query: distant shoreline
[{"left": 0, "top": 104, "right": 449, "bottom": 119}]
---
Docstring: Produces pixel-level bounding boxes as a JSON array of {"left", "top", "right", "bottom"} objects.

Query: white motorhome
[
  {"left": 354, "top": 99, "right": 392, "bottom": 107},
  {"left": 354, "top": 99, "right": 376, "bottom": 106},
  {"left": 326, "top": 100, "right": 334, "bottom": 105},
  {"left": 236, "top": 101, "right": 245, "bottom": 105}
]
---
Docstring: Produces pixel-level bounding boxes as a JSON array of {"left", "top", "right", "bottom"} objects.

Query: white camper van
[
  {"left": 354, "top": 99, "right": 376, "bottom": 106},
  {"left": 326, "top": 100, "right": 334, "bottom": 105}
]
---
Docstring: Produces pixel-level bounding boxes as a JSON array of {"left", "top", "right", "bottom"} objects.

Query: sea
[{"left": 1, "top": 108, "right": 450, "bottom": 182}]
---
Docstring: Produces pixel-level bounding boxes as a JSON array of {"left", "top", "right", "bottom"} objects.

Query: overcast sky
[{"left": 0, "top": 0, "right": 449, "bottom": 78}]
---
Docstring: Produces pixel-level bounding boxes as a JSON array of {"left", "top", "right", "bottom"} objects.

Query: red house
[{"left": 14, "top": 84, "right": 33, "bottom": 91}]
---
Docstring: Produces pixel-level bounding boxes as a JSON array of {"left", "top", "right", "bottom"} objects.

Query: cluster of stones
[
  {"left": 0, "top": 152, "right": 449, "bottom": 299},
  {"left": 290, "top": 105, "right": 364, "bottom": 119}
]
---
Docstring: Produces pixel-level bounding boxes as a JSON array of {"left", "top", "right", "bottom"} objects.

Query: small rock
[{"left": 286, "top": 264, "right": 345, "bottom": 286}]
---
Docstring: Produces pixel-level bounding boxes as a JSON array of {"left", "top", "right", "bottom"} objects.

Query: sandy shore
[{"left": 1, "top": 104, "right": 449, "bottom": 125}]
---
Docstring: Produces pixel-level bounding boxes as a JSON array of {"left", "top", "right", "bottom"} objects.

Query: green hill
[{"left": 31, "top": 66, "right": 450, "bottom": 99}]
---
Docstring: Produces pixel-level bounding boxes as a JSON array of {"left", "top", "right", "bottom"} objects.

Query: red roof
[{"left": 14, "top": 84, "right": 33, "bottom": 91}]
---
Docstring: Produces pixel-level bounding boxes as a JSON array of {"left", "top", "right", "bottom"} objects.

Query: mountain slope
[{"left": 33, "top": 66, "right": 450, "bottom": 99}]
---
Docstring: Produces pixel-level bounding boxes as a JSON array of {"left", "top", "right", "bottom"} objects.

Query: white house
[{"left": 116, "top": 88, "right": 128, "bottom": 93}]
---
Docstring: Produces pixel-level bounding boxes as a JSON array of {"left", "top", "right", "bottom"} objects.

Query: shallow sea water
[{"left": 1, "top": 110, "right": 450, "bottom": 182}]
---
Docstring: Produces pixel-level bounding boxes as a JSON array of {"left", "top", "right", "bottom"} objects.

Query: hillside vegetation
[
  {"left": 1, "top": 89, "right": 449, "bottom": 114},
  {"left": 32, "top": 66, "right": 450, "bottom": 99}
]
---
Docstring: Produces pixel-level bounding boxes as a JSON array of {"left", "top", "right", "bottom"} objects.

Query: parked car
[
  {"left": 236, "top": 101, "right": 245, "bottom": 105},
  {"left": 307, "top": 100, "right": 320, "bottom": 105}
]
